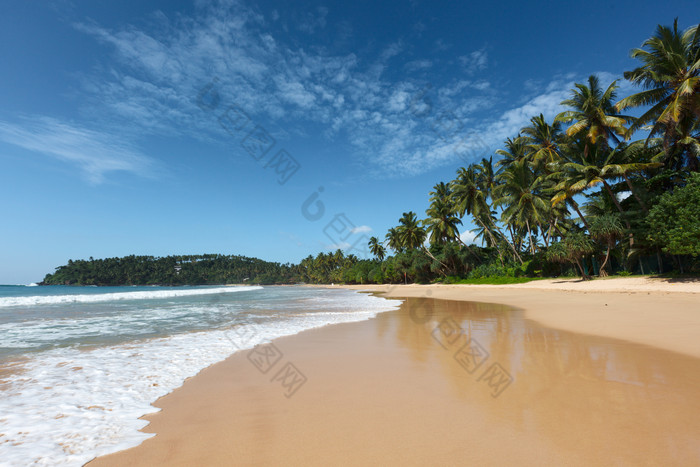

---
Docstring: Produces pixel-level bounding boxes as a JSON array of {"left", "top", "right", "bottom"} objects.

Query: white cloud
[
  {"left": 460, "top": 229, "right": 478, "bottom": 246},
  {"left": 0, "top": 117, "right": 154, "bottom": 184},
  {"left": 350, "top": 225, "right": 372, "bottom": 234}
]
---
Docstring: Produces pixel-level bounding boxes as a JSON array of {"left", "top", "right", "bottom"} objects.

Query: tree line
[{"left": 368, "top": 19, "right": 700, "bottom": 281}]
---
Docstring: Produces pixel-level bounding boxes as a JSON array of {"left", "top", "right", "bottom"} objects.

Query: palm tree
[
  {"left": 385, "top": 227, "right": 403, "bottom": 252},
  {"left": 603, "top": 141, "right": 663, "bottom": 212},
  {"left": 496, "top": 135, "right": 529, "bottom": 170},
  {"left": 553, "top": 143, "right": 629, "bottom": 219},
  {"left": 397, "top": 211, "right": 446, "bottom": 268},
  {"left": 451, "top": 165, "right": 522, "bottom": 263},
  {"left": 555, "top": 75, "right": 634, "bottom": 154},
  {"left": 649, "top": 118, "right": 700, "bottom": 172},
  {"left": 548, "top": 168, "right": 591, "bottom": 232},
  {"left": 451, "top": 167, "right": 500, "bottom": 246},
  {"left": 423, "top": 198, "right": 462, "bottom": 246},
  {"left": 495, "top": 161, "right": 550, "bottom": 252},
  {"left": 397, "top": 211, "right": 427, "bottom": 249},
  {"left": 589, "top": 213, "right": 624, "bottom": 276},
  {"left": 368, "top": 236, "right": 386, "bottom": 261},
  {"left": 522, "top": 114, "right": 563, "bottom": 168},
  {"left": 616, "top": 20, "right": 700, "bottom": 147},
  {"left": 429, "top": 182, "right": 451, "bottom": 204}
]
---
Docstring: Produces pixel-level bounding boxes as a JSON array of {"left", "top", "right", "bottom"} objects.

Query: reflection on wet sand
[{"left": 375, "top": 298, "right": 700, "bottom": 464}]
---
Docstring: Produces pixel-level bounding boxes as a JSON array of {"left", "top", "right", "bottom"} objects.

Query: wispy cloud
[
  {"left": 350, "top": 225, "right": 372, "bottom": 234},
  {"left": 0, "top": 117, "right": 154, "bottom": 184},
  {"left": 459, "top": 48, "right": 488, "bottom": 74},
  {"left": 68, "top": 3, "right": 628, "bottom": 178},
  {"left": 69, "top": 3, "right": 501, "bottom": 177}
]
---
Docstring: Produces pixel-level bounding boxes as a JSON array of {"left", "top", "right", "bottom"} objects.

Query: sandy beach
[{"left": 89, "top": 278, "right": 700, "bottom": 466}]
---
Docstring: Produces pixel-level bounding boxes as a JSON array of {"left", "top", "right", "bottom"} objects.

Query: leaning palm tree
[
  {"left": 555, "top": 75, "right": 634, "bottom": 154},
  {"left": 616, "top": 19, "right": 700, "bottom": 147},
  {"left": 367, "top": 236, "right": 386, "bottom": 261}
]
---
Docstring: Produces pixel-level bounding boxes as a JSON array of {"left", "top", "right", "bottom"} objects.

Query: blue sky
[{"left": 1, "top": 0, "right": 697, "bottom": 284}]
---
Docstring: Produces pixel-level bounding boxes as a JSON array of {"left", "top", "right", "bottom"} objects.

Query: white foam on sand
[{"left": 0, "top": 290, "right": 402, "bottom": 466}]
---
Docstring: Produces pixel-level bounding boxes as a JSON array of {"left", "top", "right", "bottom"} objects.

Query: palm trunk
[
  {"left": 602, "top": 180, "right": 634, "bottom": 248},
  {"left": 476, "top": 218, "right": 507, "bottom": 265},
  {"left": 569, "top": 199, "right": 590, "bottom": 231},
  {"left": 599, "top": 241, "right": 612, "bottom": 277},
  {"left": 574, "top": 258, "right": 590, "bottom": 280},
  {"left": 422, "top": 246, "right": 448, "bottom": 271},
  {"left": 526, "top": 219, "right": 535, "bottom": 255},
  {"left": 539, "top": 221, "right": 550, "bottom": 247},
  {"left": 487, "top": 219, "right": 523, "bottom": 265},
  {"left": 622, "top": 173, "right": 647, "bottom": 213}
]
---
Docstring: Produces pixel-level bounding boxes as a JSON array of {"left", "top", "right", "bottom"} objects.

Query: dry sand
[{"left": 89, "top": 278, "right": 700, "bottom": 466}]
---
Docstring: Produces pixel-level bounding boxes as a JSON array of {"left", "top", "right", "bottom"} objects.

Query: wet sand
[{"left": 90, "top": 291, "right": 700, "bottom": 466}]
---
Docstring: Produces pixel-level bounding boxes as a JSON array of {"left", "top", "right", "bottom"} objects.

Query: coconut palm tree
[
  {"left": 602, "top": 141, "right": 663, "bottom": 212},
  {"left": 367, "top": 236, "right": 386, "bottom": 261},
  {"left": 522, "top": 114, "right": 563, "bottom": 168},
  {"left": 385, "top": 227, "right": 403, "bottom": 252},
  {"left": 589, "top": 213, "right": 625, "bottom": 276},
  {"left": 397, "top": 211, "right": 447, "bottom": 269},
  {"left": 451, "top": 167, "right": 500, "bottom": 248},
  {"left": 495, "top": 161, "right": 550, "bottom": 253},
  {"left": 397, "top": 211, "right": 427, "bottom": 249},
  {"left": 451, "top": 165, "right": 523, "bottom": 263},
  {"left": 616, "top": 20, "right": 700, "bottom": 147},
  {"left": 429, "top": 182, "right": 452, "bottom": 204},
  {"left": 496, "top": 135, "right": 529, "bottom": 170},
  {"left": 555, "top": 75, "right": 634, "bottom": 154},
  {"left": 649, "top": 118, "right": 700, "bottom": 172},
  {"left": 423, "top": 198, "right": 463, "bottom": 246}
]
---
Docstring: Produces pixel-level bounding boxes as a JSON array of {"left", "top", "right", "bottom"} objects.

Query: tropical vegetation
[{"left": 42, "top": 20, "right": 699, "bottom": 286}]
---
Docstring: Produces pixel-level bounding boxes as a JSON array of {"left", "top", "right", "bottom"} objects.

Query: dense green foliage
[
  {"left": 42, "top": 254, "right": 297, "bottom": 286},
  {"left": 647, "top": 173, "right": 700, "bottom": 257},
  {"left": 42, "top": 20, "right": 700, "bottom": 287}
]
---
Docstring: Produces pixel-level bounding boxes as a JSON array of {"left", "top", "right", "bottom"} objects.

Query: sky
[{"left": 1, "top": 0, "right": 698, "bottom": 284}]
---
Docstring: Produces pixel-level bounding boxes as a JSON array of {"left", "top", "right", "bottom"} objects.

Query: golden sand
[{"left": 90, "top": 282, "right": 700, "bottom": 466}]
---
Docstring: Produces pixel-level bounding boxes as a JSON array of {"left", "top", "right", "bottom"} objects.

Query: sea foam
[
  {"left": 0, "top": 288, "right": 402, "bottom": 466},
  {"left": 0, "top": 286, "right": 262, "bottom": 308}
]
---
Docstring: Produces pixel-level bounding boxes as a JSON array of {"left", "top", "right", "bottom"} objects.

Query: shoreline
[{"left": 89, "top": 278, "right": 700, "bottom": 465}]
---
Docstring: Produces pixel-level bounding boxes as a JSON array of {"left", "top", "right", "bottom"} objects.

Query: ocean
[{"left": 0, "top": 285, "right": 402, "bottom": 466}]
